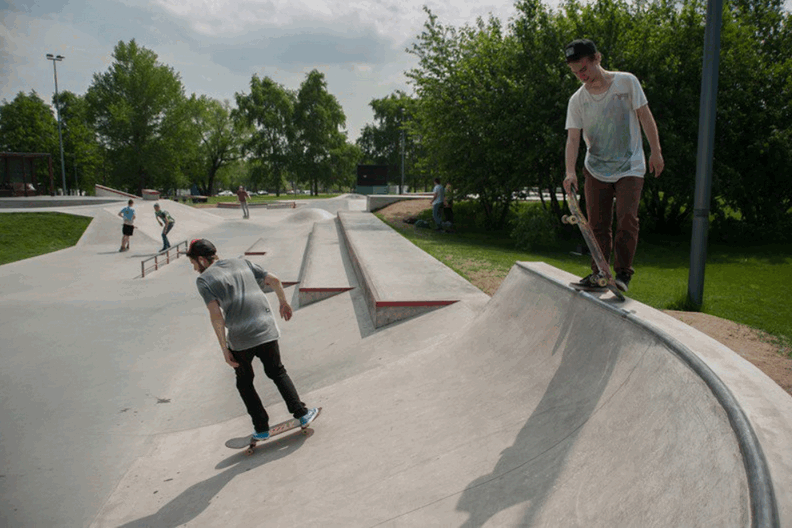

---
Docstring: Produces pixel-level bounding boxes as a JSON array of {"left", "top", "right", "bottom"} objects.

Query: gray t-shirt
[{"left": 196, "top": 259, "right": 280, "bottom": 350}]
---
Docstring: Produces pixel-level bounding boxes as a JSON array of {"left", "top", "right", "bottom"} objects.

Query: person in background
[
  {"left": 153, "top": 203, "right": 175, "bottom": 253},
  {"left": 117, "top": 199, "right": 135, "bottom": 252},
  {"left": 431, "top": 178, "right": 445, "bottom": 232},
  {"left": 237, "top": 186, "right": 251, "bottom": 219}
]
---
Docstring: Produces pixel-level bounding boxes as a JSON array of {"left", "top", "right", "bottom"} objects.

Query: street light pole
[
  {"left": 400, "top": 107, "right": 405, "bottom": 195},
  {"left": 46, "top": 53, "right": 67, "bottom": 195}
]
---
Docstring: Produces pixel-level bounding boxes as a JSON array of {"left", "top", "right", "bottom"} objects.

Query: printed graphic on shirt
[{"left": 565, "top": 72, "right": 648, "bottom": 182}]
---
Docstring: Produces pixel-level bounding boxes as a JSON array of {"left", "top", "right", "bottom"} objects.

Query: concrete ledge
[
  {"left": 298, "top": 219, "right": 353, "bottom": 307},
  {"left": 217, "top": 201, "right": 297, "bottom": 209},
  {"left": 95, "top": 184, "right": 140, "bottom": 200},
  {"left": 244, "top": 238, "right": 267, "bottom": 256},
  {"left": 366, "top": 194, "right": 429, "bottom": 212},
  {"left": 338, "top": 211, "right": 483, "bottom": 328},
  {"left": 0, "top": 196, "right": 126, "bottom": 208}
]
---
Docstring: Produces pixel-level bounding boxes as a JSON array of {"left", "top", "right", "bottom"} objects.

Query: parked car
[
  {"left": 218, "top": 190, "right": 234, "bottom": 196},
  {"left": 257, "top": 190, "right": 268, "bottom": 195}
]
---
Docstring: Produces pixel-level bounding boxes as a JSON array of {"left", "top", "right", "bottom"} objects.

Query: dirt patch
[{"left": 377, "top": 199, "right": 792, "bottom": 396}]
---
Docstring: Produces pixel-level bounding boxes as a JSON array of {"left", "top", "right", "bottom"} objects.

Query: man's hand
[
  {"left": 563, "top": 173, "right": 578, "bottom": 195},
  {"left": 279, "top": 301, "right": 293, "bottom": 321},
  {"left": 649, "top": 151, "right": 665, "bottom": 177},
  {"left": 223, "top": 347, "right": 239, "bottom": 368}
]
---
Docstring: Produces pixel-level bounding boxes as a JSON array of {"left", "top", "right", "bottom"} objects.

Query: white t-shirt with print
[{"left": 565, "top": 71, "right": 648, "bottom": 182}]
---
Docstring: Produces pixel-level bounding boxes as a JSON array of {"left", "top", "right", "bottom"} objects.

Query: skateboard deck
[
  {"left": 562, "top": 191, "right": 625, "bottom": 302},
  {"left": 225, "top": 407, "right": 321, "bottom": 455}
]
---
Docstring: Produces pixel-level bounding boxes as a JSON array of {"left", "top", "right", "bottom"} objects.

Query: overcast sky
[
  {"left": 2, "top": 0, "right": 790, "bottom": 143},
  {"left": 1, "top": 0, "right": 535, "bottom": 142}
]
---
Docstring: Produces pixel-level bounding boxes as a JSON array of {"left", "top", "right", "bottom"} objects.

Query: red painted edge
[
  {"left": 375, "top": 300, "right": 458, "bottom": 308},
  {"left": 299, "top": 287, "right": 353, "bottom": 293}
]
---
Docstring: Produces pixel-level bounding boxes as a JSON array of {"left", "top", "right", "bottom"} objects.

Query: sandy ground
[{"left": 377, "top": 199, "right": 792, "bottom": 397}]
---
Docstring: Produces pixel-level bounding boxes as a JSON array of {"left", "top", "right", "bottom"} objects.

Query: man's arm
[
  {"left": 263, "top": 272, "right": 293, "bottom": 321},
  {"left": 636, "top": 104, "right": 664, "bottom": 177},
  {"left": 564, "top": 128, "right": 582, "bottom": 194},
  {"left": 206, "top": 300, "right": 239, "bottom": 368}
]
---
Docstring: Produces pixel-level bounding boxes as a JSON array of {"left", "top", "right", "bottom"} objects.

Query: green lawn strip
[
  {"left": 377, "top": 213, "right": 792, "bottom": 355},
  {"left": 0, "top": 212, "right": 92, "bottom": 265}
]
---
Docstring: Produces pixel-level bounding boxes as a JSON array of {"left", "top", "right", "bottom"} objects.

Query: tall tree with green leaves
[
  {"left": 187, "top": 96, "right": 247, "bottom": 195},
  {"left": 357, "top": 92, "right": 425, "bottom": 191},
  {"left": 408, "top": 9, "right": 527, "bottom": 227},
  {"left": 53, "top": 91, "right": 103, "bottom": 194},
  {"left": 0, "top": 91, "right": 58, "bottom": 154},
  {"left": 0, "top": 91, "right": 59, "bottom": 192},
  {"left": 85, "top": 39, "right": 191, "bottom": 195},
  {"left": 292, "top": 70, "right": 347, "bottom": 195},
  {"left": 235, "top": 75, "right": 296, "bottom": 196}
]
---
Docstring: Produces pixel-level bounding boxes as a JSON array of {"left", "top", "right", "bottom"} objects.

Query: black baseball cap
[
  {"left": 564, "top": 39, "right": 598, "bottom": 62},
  {"left": 186, "top": 238, "right": 217, "bottom": 259}
]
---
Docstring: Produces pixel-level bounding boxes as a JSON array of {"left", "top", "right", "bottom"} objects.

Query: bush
[{"left": 510, "top": 202, "right": 559, "bottom": 250}]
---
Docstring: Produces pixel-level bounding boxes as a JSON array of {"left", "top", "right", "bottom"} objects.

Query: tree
[
  {"left": 235, "top": 75, "right": 296, "bottom": 196},
  {"left": 292, "top": 70, "right": 347, "bottom": 195},
  {"left": 357, "top": 92, "right": 425, "bottom": 191},
  {"left": 0, "top": 91, "right": 58, "bottom": 154},
  {"left": 408, "top": 9, "right": 527, "bottom": 227},
  {"left": 53, "top": 91, "right": 103, "bottom": 194},
  {"left": 188, "top": 96, "right": 247, "bottom": 195},
  {"left": 0, "top": 91, "right": 59, "bottom": 192},
  {"left": 85, "top": 39, "right": 191, "bottom": 194}
]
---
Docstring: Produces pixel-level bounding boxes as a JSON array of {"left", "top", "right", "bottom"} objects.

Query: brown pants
[{"left": 583, "top": 168, "right": 644, "bottom": 277}]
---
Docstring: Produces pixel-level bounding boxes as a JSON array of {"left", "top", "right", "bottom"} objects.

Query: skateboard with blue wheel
[{"left": 225, "top": 407, "right": 321, "bottom": 455}]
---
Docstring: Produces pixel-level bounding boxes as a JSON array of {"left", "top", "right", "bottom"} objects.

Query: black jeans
[{"left": 230, "top": 340, "right": 307, "bottom": 433}]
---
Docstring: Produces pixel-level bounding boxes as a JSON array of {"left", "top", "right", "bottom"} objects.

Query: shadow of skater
[
  {"left": 118, "top": 430, "right": 311, "bottom": 528},
  {"left": 456, "top": 303, "right": 625, "bottom": 527}
]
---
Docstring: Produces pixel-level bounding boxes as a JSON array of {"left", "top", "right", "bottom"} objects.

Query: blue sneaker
[
  {"left": 299, "top": 407, "right": 320, "bottom": 428},
  {"left": 252, "top": 430, "right": 270, "bottom": 441}
]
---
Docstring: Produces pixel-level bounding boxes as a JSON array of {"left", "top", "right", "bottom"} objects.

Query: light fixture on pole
[{"left": 46, "top": 53, "right": 67, "bottom": 195}]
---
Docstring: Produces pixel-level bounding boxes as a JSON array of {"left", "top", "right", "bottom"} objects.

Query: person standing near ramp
[
  {"left": 117, "top": 199, "right": 135, "bottom": 252},
  {"left": 187, "top": 239, "right": 319, "bottom": 441},
  {"left": 153, "top": 203, "right": 175, "bottom": 252},
  {"left": 236, "top": 186, "right": 251, "bottom": 219},
  {"left": 563, "top": 38, "right": 664, "bottom": 293}
]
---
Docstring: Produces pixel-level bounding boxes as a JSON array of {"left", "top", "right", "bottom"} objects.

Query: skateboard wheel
[
  {"left": 561, "top": 215, "right": 569, "bottom": 224},
  {"left": 245, "top": 447, "right": 255, "bottom": 456},
  {"left": 596, "top": 277, "right": 607, "bottom": 287},
  {"left": 568, "top": 215, "right": 579, "bottom": 225}
]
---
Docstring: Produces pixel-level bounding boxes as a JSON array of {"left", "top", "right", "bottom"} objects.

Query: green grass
[
  {"left": 0, "top": 213, "right": 92, "bottom": 265},
  {"left": 378, "top": 210, "right": 792, "bottom": 355}
]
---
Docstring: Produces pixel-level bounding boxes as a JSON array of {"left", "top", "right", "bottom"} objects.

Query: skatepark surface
[{"left": 1, "top": 195, "right": 791, "bottom": 527}]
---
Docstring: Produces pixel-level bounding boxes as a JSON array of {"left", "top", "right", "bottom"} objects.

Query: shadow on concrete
[
  {"left": 118, "top": 430, "right": 311, "bottom": 528},
  {"left": 456, "top": 301, "right": 625, "bottom": 527}
]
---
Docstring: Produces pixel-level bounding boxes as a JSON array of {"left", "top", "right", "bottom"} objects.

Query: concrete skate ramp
[
  {"left": 87, "top": 262, "right": 790, "bottom": 527},
  {"left": 77, "top": 199, "right": 222, "bottom": 248}
]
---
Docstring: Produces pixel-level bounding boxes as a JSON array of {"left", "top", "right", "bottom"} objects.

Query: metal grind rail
[{"left": 140, "top": 240, "right": 189, "bottom": 278}]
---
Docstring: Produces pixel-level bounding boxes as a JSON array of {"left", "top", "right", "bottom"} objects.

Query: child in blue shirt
[{"left": 117, "top": 199, "right": 136, "bottom": 252}]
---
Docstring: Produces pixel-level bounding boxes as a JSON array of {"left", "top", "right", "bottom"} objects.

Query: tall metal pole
[
  {"left": 687, "top": 0, "right": 723, "bottom": 309},
  {"left": 46, "top": 53, "right": 67, "bottom": 195},
  {"left": 400, "top": 107, "right": 405, "bottom": 195}
]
